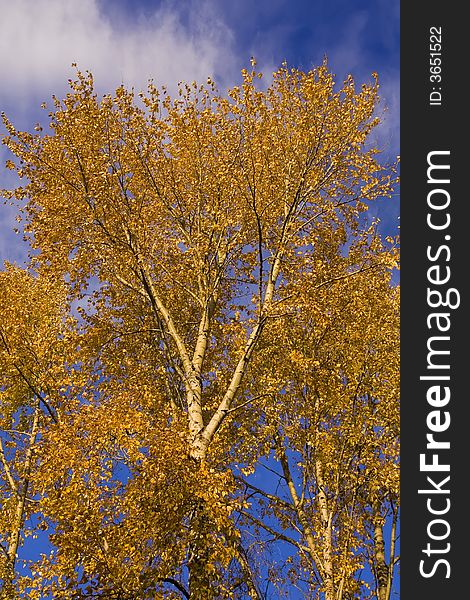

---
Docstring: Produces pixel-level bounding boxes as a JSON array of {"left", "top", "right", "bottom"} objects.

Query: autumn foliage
[{"left": 1, "top": 62, "right": 399, "bottom": 599}]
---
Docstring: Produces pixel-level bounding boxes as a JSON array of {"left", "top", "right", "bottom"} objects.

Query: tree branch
[
  {"left": 160, "top": 578, "right": 189, "bottom": 599},
  {"left": 0, "top": 437, "right": 18, "bottom": 494},
  {"left": 240, "top": 510, "right": 308, "bottom": 553}
]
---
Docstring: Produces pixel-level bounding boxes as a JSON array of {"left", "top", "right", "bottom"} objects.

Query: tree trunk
[
  {"left": 186, "top": 493, "right": 215, "bottom": 599},
  {"left": 372, "top": 502, "right": 389, "bottom": 600},
  {"left": 315, "top": 460, "right": 335, "bottom": 600},
  {"left": 1, "top": 407, "right": 40, "bottom": 599}
]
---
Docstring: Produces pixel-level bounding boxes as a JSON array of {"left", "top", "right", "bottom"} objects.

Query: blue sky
[
  {"left": 0, "top": 1, "right": 399, "bottom": 596},
  {"left": 0, "top": 0, "right": 399, "bottom": 265}
]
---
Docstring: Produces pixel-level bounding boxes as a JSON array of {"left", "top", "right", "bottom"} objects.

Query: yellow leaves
[
  {"left": 0, "top": 266, "right": 71, "bottom": 427},
  {"left": 0, "top": 59, "right": 399, "bottom": 598},
  {"left": 25, "top": 385, "right": 237, "bottom": 592}
]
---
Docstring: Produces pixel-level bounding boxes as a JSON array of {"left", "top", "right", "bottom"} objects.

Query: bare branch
[
  {"left": 160, "top": 578, "right": 190, "bottom": 599},
  {"left": 0, "top": 437, "right": 18, "bottom": 494}
]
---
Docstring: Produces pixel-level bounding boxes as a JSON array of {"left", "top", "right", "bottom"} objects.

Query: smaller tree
[
  {"left": 228, "top": 226, "right": 399, "bottom": 599},
  {"left": 0, "top": 266, "right": 72, "bottom": 597}
]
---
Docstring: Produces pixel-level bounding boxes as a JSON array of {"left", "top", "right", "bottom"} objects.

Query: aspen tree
[{"left": 1, "top": 61, "right": 398, "bottom": 598}]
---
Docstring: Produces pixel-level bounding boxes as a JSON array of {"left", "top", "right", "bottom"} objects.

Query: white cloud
[
  {"left": 0, "top": 0, "right": 239, "bottom": 264},
  {"left": 0, "top": 0, "right": 237, "bottom": 105}
]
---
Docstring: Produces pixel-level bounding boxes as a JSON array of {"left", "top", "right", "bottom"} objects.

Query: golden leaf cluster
[{"left": 1, "top": 61, "right": 398, "bottom": 599}]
